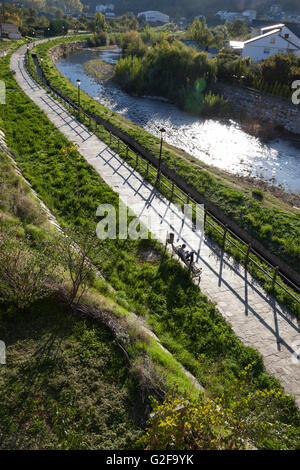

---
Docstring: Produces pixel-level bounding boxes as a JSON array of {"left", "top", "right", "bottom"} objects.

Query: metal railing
[{"left": 25, "top": 51, "right": 300, "bottom": 307}]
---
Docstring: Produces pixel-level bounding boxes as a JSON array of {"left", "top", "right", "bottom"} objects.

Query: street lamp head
[
  {"left": 77, "top": 79, "right": 81, "bottom": 86},
  {"left": 159, "top": 128, "right": 166, "bottom": 136}
]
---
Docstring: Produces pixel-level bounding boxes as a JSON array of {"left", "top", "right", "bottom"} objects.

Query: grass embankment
[
  {"left": 0, "top": 149, "right": 202, "bottom": 449},
  {"left": 36, "top": 37, "right": 300, "bottom": 274},
  {"left": 1, "top": 45, "right": 300, "bottom": 449},
  {"left": 28, "top": 38, "right": 300, "bottom": 317},
  {"left": 0, "top": 39, "right": 22, "bottom": 54}
]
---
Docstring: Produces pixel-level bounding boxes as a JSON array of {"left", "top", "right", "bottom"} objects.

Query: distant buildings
[
  {"left": 0, "top": 23, "right": 21, "bottom": 39},
  {"left": 216, "top": 10, "right": 257, "bottom": 24},
  {"left": 95, "top": 4, "right": 115, "bottom": 16},
  {"left": 95, "top": 4, "right": 114, "bottom": 13},
  {"left": 137, "top": 11, "right": 170, "bottom": 24},
  {"left": 229, "top": 23, "right": 300, "bottom": 61}
]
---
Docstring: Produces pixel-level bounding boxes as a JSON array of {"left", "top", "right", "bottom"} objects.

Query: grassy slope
[
  {"left": 36, "top": 37, "right": 300, "bottom": 273},
  {"left": 0, "top": 301, "right": 144, "bottom": 450},
  {"left": 1, "top": 46, "right": 300, "bottom": 449},
  {"left": 0, "top": 149, "right": 143, "bottom": 450},
  {"left": 0, "top": 149, "right": 202, "bottom": 449}
]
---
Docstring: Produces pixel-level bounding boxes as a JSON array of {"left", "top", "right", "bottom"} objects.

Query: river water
[{"left": 56, "top": 48, "right": 300, "bottom": 194}]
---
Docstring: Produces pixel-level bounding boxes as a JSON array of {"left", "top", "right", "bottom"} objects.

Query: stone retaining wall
[
  {"left": 216, "top": 82, "right": 300, "bottom": 135},
  {"left": 49, "top": 41, "right": 87, "bottom": 62}
]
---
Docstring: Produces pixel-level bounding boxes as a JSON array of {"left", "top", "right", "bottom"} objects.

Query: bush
[
  {"left": 252, "top": 189, "right": 264, "bottom": 201},
  {"left": 0, "top": 226, "right": 58, "bottom": 308}
]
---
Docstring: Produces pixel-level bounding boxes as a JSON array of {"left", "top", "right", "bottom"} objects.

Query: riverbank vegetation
[
  {"left": 115, "top": 37, "right": 230, "bottom": 118},
  {"left": 2, "top": 45, "right": 300, "bottom": 449}
]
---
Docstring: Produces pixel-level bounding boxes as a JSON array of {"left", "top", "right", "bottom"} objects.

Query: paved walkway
[{"left": 10, "top": 44, "right": 300, "bottom": 406}]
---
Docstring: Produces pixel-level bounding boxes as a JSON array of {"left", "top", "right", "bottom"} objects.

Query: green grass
[
  {"left": 0, "top": 148, "right": 203, "bottom": 449},
  {"left": 33, "top": 36, "right": 300, "bottom": 276},
  {"left": 1, "top": 45, "right": 300, "bottom": 448},
  {"left": 0, "top": 148, "right": 199, "bottom": 399},
  {"left": 0, "top": 300, "right": 144, "bottom": 450},
  {"left": 0, "top": 39, "right": 22, "bottom": 53}
]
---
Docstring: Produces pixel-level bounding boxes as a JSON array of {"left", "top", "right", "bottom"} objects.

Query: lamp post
[
  {"left": 40, "top": 57, "right": 44, "bottom": 84},
  {"left": 76, "top": 79, "right": 81, "bottom": 117},
  {"left": 157, "top": 127, "right": 166, "bottom": 183}
]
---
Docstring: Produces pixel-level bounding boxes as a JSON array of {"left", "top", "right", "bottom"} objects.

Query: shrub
[
  {"left": 252, "top": 189, "right": 264, "bottom": 201},
  {"left": 140, "top": 364, "right": 300, "bottom": 450},
  {"left": 260, "top": 224, "right": 273, "bottom": 239},
  {"left": 0, "top": 227, "right": 59, "bottom": 308}
]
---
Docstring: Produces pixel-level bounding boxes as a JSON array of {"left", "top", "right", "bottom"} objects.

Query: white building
[
  {"left": 229, "top": 24, "right": 300, "bottom": 61},
  {"left": 0, "top": 23, "right": 21, "bottom": 39},
  {"left": 137, "top": 11, "right": 169, "bottom": 24},
  {"left": 95, "top": 4, "right": 114, "bottom": 13},
  {"left": 217, "top": 9, "right": 256, "bottom": 24}
]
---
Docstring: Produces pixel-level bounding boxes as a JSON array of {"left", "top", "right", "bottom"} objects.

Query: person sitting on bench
[{"left": 177, "top": 244, "right": 195, "bottom": 263}]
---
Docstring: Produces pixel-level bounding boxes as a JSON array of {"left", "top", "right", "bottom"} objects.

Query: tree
[
  {"left": 187, "top": 17, "right": 213, "bottom": 48},
  {"left": 121, "top": 31, "right": 146, "bottom": 58},
  {"left": 94, "top": 12, "right": 107, "bottom": 32},
  {"left": 49, "top": 18, "right": 69, "bottom": 36},
  {"left": 228, "top": 20, "right": 249, "bottom": 39},
  {"left": 56, "top": 229, "right": 102, "bottom": 306},
  {"left": 261, "top": 53, "right": 295, "bottom": 85}
]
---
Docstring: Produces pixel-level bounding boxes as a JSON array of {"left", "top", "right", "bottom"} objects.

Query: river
[{"left": 56, "top": 48, "right": 300, "bottom": 194}]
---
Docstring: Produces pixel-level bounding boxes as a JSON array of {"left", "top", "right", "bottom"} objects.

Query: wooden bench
[{"left": 166, "top": 233, "right": 202, "bottom": 280}]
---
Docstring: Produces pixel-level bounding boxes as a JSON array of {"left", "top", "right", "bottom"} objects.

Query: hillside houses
[{"left": 217, "top": 10, "right": 257, "bottom": 24}]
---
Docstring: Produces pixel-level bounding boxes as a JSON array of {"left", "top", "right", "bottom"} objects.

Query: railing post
[
  {"left": 136, "top": 153, "right": 139, "bottom": 165},
  {"left": 109, "top": 132, "right": 112, "bottom": 146},
  {"left": 204, "top": 207, "right": 207, "bottom": 227},
  {"left": 171, "top": 181, "right": 174, "bottom": 200},
  {"left": 187, "top": 193, "right": 190, "bottom": 205},
  {"left": 146, "top": 161, "right": 149, "bottom": 175},
  {"left": 126, "top": 145, "right": 129, "bottom": 157},
  {"left": 117, "top": 138, "right": 120, "bottom": 153},
  {"left": 272, "top": 266, "right": 279, "bottom": 290},
  {"left": 245, "top": 244, "right": 251, "bottom": 268},
  {"left": 222, "top": 225, "right": 228, "bottom": 250}
]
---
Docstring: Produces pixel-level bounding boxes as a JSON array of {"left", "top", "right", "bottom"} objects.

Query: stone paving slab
[{"left": 10, "top": 44, "right": 300, "bottom": 406}]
